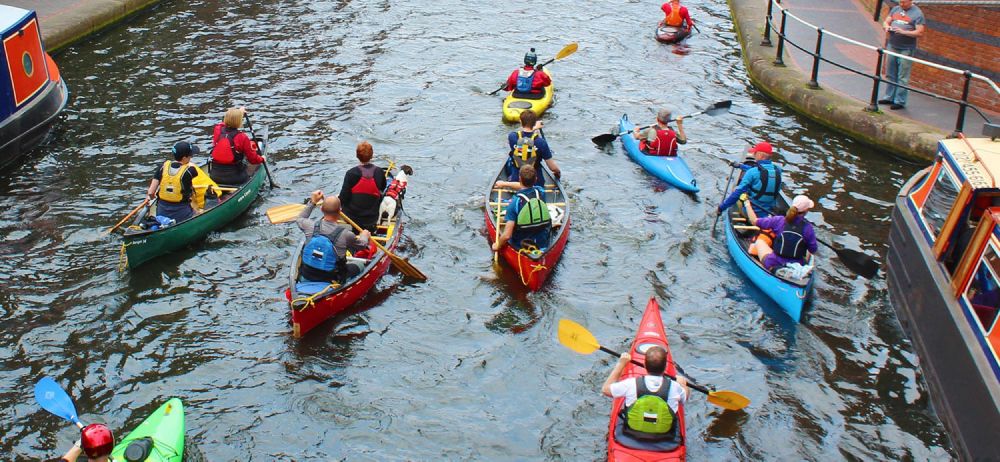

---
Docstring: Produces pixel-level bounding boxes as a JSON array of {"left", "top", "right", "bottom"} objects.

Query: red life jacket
[
  {"left": 640, "top": 127, "right": 679, "bottom": 156},
  {"left": 385, "top": 178, "right": 406, "bottom": 200},
  {"left": 351, "top": 164, "right": 382, "bottom": 198},
  {"left": 211, "top": 128, "right": 244, "bottom": 165}
]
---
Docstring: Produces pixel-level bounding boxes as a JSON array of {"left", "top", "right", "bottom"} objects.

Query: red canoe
[
  {"left": 608, "top": 297, "right": 687, "bottom": 461},
  {"left": 484, "top": 164, "right": 570, "bottom": 290},
  {"left": 286, "top": 213, "right": 403, "bottom": 337}
]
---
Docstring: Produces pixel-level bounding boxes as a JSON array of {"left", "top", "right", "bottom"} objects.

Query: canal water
[{"left": 0, "top": 0, "right": 953, "bottom": 460}]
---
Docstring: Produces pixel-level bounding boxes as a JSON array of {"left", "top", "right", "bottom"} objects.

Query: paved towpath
[{"left": 6, "top": 0, "right": 159, "bottom": 52}]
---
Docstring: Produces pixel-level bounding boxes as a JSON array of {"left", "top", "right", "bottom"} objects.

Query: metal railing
[{"left": 762, "top": 0, "right": 997, "bottom": 135}]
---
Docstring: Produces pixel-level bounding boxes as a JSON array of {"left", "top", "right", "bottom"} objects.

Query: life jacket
[
  {"left": 773, "top": 218, "right": 808, "bottom": 260},
  {"left": 516, "top": 68, "right": 536, "bottom": 93},
  {"left": 515, "top": 188, "right": 551, "bottom": 234},
  {"left": 157, "top": 160, "right": 191, "bottom": 203},
  {"left": 211, "top": 127, "right": 245, "bottom": 165},
  {"left": 665, "top": 5, "right": 684, "bottom": 27},
  {"left": 641, "top": 127, "right": 679, "bottom": 156},
  {"left": 512, "top": 131, "right": 540, "bottom": 170},
  {"left": 351, "top": 164, "right": 382, "bottom": 198},
  {"left": 622, "top": 377, "right": 677, "bottom": 440},
  {"left": 384, "top": 178, "right": 406, "bottom": 201},
  {"left": 749, "top": 163, "right": 781, "bottom": 201},
  {"left": 300, "top": 224, "right": 347, "bottom": 282}
]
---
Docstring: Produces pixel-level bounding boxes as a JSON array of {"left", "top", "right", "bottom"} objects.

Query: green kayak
[{"left": 109, "top": 398, "right": 184, "bottom": 462}]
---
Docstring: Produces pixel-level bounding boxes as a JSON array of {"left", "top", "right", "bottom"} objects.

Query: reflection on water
[{"left": 0, "top": 0, "right": 953, "bottom": 459}]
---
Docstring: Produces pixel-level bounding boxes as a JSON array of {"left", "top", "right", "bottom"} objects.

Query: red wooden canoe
[
  {"left": 286, "top": 214, "right": 403, "bottom": 337},
  {"left": 484, "top": 164, "right": 570, "bottom": 291},
  {"left": 608, "top": 297, "right": 687, "bottom": 461}
]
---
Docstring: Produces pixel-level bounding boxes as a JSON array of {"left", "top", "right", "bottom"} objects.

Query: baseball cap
[
  {"left": 792, "top": 195, "right": 815, "bottom": 212},
  {"left": 172, "top": 141, "right": 200, "bottom": 158},
  {"left": 748, "top": 141, "right": 774, "bottom": 155}
]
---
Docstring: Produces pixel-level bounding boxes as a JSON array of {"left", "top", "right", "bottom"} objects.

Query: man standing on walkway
[{"left": 879, "top": 0, "right": 925, "bottom": 110}]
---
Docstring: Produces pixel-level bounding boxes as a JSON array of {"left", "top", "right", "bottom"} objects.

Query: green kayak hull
[{"left": 110, "top": 398, "right": 184, "bottom": 462}]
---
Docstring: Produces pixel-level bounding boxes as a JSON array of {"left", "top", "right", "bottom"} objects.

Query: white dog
[{"left": 379, "top": 165, "right": 412, "bottom": 226}]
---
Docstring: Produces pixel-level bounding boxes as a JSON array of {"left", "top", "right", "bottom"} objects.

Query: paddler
[
  {"left": 58, "top": 423, "right": 113, "bottom": 462},
  {"left": 145, "top": 141, "right": 202, "bottom": 223},
  {"left": 493, "top": 164, "right": 552, "bottom": 251},
  {"left": 503, "top": 48, "right": 552, "bottom": 96},
  {"left": 716, "top": 141, "right": 783, "bottom": 217},
  {"left": 495, "top": 111, "right": 561, "bottom": 189},
  {"left": 338, "top": 141, "right": 387, "bottom": 234},
  {"left": 632, "top": 108, "right": 687, "bottom": 156},
  {"left": 661, "top": 0, "right": 695, "bottom": 41},
  {"left": 296, "top": 191, "right": 371, "bottom": 283},
  {"left": 209, "top": 106, "right": 264, "bottom": 185},
  {"left": 602, "top": 347, "right": 689, "bottom": 442}
]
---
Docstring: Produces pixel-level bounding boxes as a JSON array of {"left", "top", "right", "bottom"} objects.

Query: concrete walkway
[
  {"left": 780, "top": 0, "right": 994, "bottom": 137},
  {"left": 6, "top": 0, "right": 160, "bottom": 52}
]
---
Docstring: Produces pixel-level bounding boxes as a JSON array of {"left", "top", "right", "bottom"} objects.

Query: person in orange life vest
[
  {"left": 209, "top": 106, "right": 264, "bottom": 185},
  {"left": 632, "top": 109, "right": 687, "bottom": 156},
  {"left": 59, "top": 423, "right": 113, "bottom": 462},
  {"left": 146, "top": 141, "right": 201, "bottom": 222},
  {"left": 661, "top": 0, "right": 694, "bottom": 41},
  {"left": 338, "top": 141, "right": 387, "bottom": 233},
  {"left": 504, "top": 49, "right": 552, "bottom": 96}
]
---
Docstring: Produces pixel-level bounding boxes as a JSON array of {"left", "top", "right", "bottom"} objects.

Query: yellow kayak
[{"left": 501, "top": 69, "right": 554, "bottom": 123}]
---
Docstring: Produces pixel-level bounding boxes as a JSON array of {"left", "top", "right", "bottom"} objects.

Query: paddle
[
  {"left": 725, "top": 225, "right": 879, "bottom": 279},
  {"left": 488, "top": 42, "right": 579, "bottom": 96},
  {"left": 493, "top": 193, "right": 503, "bottom": 266},
  {"left": 339, "top": 212, "right": 427, "bottom": 281},
  {"left": 713, "top": 164, "right": 737, "bottom": 236},
  {"left": 558, "top": 319, "right": 749, "bottom": 411},
  {"left": 591, "top": 100, "right": 733, "bottom": 146},
  {"left": 34, "top": 377, "right": 85, "bottom": 429},
  {"left": 266, "top": 202, "right": 308, "bottom": 224},
  {"left": 106, "top": 198, "right": 149, "bottom": 235},
  {"left": 243, "top": 113, "right": 278, "bottom": 189}
]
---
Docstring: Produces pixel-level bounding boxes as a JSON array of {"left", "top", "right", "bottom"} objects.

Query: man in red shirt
[
  {"left": 632, "top": 109, "right": 687, "bottom": 156},
  {"left": 661, "top": 0, "right": 694, "bottom": 41},
  {"left": 209, "top": 106, "right": 265, "bottom": 185},
  {"left": 504, "top": 48, "right": 552, "bottom": 96}
]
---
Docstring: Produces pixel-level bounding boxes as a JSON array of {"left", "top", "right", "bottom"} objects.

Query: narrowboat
[
  {"left": 0, "top": 5, "right": 68, "bottom": 171},
  {"left": 886, "top": 133, "right": 1000, "bottom": 461}
]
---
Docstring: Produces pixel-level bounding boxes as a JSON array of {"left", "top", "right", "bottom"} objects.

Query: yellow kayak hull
[{"left": 501, "top": 69, "right": 554, "bottom": 123}]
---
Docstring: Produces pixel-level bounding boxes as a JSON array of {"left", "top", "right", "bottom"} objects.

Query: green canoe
[
  {"left": 109, "top": 398, "right": 184, "bottom": 462},
  {"left": 121, "top": 128, "right": 269, "bottom": 268}
]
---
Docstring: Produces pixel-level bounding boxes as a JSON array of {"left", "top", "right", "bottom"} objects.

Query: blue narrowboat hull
[
  {"left": 724, "top": 211, "right": 813, "bottom": 322},
  {"left": 618, "top": 114, "right": 699, "bottom": 192}
]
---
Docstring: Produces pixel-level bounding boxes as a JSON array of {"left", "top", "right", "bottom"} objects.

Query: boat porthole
[{"left": 21, "top": 52, "right": 32, "bottom": 77}]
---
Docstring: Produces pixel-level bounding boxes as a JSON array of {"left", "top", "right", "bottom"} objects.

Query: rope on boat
[
  {"left": 291, "top": 282, "right": 341, "bottom": 311},
  {"left": 516, "top": 244, "right": 547, "bottom": 287}
]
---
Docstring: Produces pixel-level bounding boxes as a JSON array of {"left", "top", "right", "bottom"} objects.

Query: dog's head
[{"left": 400, "top": 165, "right": 413, "bottom": 175}]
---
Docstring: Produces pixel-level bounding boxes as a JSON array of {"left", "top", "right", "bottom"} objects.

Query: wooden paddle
[
  {"left": 266, "top": 202, "right": 308, "bottom": 224},
  {"left": 493, "top": 192, "right": 503, "bottom": 266},
  {"left": 591, "top": 100, "right": 733, "bottom": 146},
  {"left": 244, "top": 113, "right": 278, "bottom": 189},
  {"left": 488, "top": 42, "right": 579, "bottom": 96},
  {"left": 339, "top": 212, "right": 427, "bottom": 281},
  {"left": 106, "top": 198, "right": 149, "bottom": 235},
  {"left": 558, "top": 319, "right": 749, "bottom": 411},
  {"left": 727, "top": 226, "right": 879, "bottom": 278}
]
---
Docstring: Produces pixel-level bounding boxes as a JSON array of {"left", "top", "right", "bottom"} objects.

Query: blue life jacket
[
  {"left": 750, "top": 163, "right": 781, "bottom": 201},
  {"left": 301, "top": 223, "right": 347, "bottom": 280},
  {"left": 516, "top": 69, "right": 535, "bottom": 93}
]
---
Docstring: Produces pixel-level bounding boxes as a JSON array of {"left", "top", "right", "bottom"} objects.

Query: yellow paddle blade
[
  {"left": 555, "top": 42, "right": 578, "bottom": 60},
  {"left": 557, "top": 319, "right": 601, "bottom": 354},
  {"left": 707, "top": 390, "right": 751, "bottom": 411},
  {"left": 266, "top": 203, "right": 308, "bottom": 224}
]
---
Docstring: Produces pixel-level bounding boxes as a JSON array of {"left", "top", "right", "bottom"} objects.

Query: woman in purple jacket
[{"left": 750, "top": 195, "right": 818, "bottom": 271}]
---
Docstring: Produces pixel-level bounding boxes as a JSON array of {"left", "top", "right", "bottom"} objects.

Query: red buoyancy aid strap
[{"left": 350, "top": 164, "right": 382, "bottom": 197}]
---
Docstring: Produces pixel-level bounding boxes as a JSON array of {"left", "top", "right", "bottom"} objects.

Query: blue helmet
[{"left": 524, "top": 48, "right": 537, "bottom": 66}]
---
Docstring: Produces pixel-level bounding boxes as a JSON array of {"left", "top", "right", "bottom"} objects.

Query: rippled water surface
[{"left": 0, "top": 0, "right": 953, "bottom": 460}]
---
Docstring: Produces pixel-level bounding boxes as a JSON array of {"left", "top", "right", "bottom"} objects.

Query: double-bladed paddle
[
  {"left": 557, "top": 319, "right": 750, "bottom": 411},
  {"left": 488, "top": 42, "right": 579, "bottom": 96},
  {"left": 591, "top": 100, "right": 733, "bottom": 146},
  {"left": 729, "top": 224, "right": 879, "bottom": 279},
  {"left": 244, "top": 112, "right": 278, "bottom": 189},
  {"left": 34, "top": 377, "right": 85, "bottom": 429}
]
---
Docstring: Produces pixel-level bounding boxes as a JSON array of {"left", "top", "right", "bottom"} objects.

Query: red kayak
[
  {"left": 655, "top": 22, "right": 691, "bottom": 44},
  {"left": 607, "top": 297, "right": 687, "bottom": 461},
  {"left": 484, "top": 164, "right": 570, "bottom": 290}
]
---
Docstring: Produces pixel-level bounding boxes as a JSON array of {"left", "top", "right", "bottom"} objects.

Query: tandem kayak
[
  {"left": 501, "top": 69, "right": 554, "bottom": 123},
  {"left": 619, "top": 114, "right": 699, "bottom": 192},
  {"left": 485, "top": 163, "right": 570, "bottom": 290},
  {"left": 109, "top": 398, "right": 184, "bottom": 462},
  {"left": 608, "top": 297, "right": 686, "bottom": 461},
  {"left": 655, "top": 22, "right": 690, "bottom": 44},
  {"left": 722, "top": 190, "right": 815, "bottom": 322}
]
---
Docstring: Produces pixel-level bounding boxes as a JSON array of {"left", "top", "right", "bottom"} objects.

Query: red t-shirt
[
  {"left": 661, "top": 3, "right": 693, "bottom": 28},
  {"left": 505, "top": 66, "right": 552, "bottom": 94},
  {"left": 211, "top": 122, "right": 264, "bottom": 165}
]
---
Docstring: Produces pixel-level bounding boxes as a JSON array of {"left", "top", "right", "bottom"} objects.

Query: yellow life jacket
[
  {"left": 189, "top": 164, "right": 220, "bottom": 209},
  {"left": 158, "top": 160, "right": 191, "bottom": 203},
  {"left": 512, "top": 131, "right": 539, "bottom": 170},
  {"left": 666, "top": 5, "right": 684, "bottom": 27}
]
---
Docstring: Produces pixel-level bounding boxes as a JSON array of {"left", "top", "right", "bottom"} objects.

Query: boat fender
[{"left": 123, "top": 437, "right": 154, "bottom": 461}]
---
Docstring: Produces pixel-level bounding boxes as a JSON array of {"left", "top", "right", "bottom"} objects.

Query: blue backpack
[
  {"left": 516, "top": 69, "right": 535, "bottom": 93},
  {"left": 302, "top": 223, "right": 346, "bottom": 273}
]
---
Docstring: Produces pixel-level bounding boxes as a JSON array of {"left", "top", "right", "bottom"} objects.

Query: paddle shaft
[
  {"left": 493, "top": 192, "right": 502, "bottom": 264},
  {"left": 597, "top": 345, "right": 712, "bottom": 395},
  {"left": 713, "top": 165, "right": 737, "bottom": 234},
  {"left": 106, "top": 198, "right": 149, "bottom": 234},
  {"left": 244, "top": 113, "right": 277, "bottom": 189},
  {"left": 489, "top": 43, "right": 577, "bottom": 96},
  {"left": 594, "top": 101, "right": 731, "bottom": 145}
]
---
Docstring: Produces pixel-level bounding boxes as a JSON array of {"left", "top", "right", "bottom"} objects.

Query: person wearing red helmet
[{"left": 59, "top": 423, "right": 114, "bottom": 462}]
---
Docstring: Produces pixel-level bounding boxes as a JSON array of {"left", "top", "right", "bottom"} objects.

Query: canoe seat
[{"left": 613, "top": 419, "right": 682, "bottom": 452}]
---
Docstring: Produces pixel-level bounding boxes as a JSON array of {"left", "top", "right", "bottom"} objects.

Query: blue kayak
[
  {"left": 722, "top": 196, "right": 815, "bottom": 322},
  {"left": 618, "top": 114, "right": 699, "bottom": 192}
]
